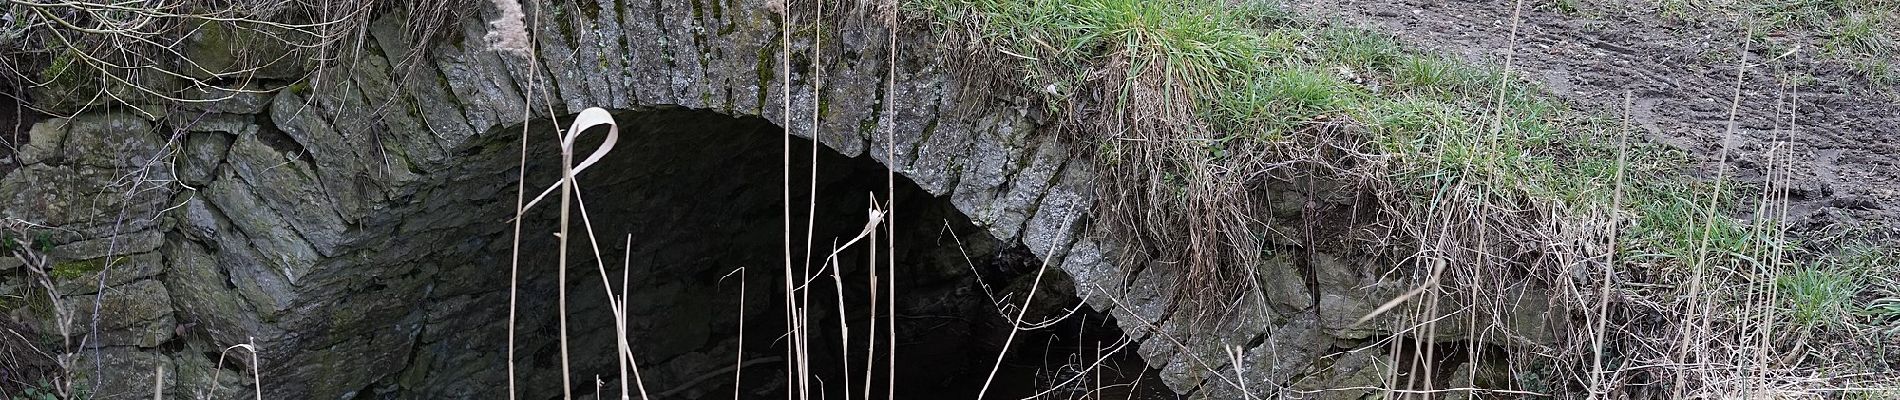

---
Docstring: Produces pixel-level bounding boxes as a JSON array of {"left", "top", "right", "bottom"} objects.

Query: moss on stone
[
  {"left": 755, "top": 31, "right": 779, "bottom": 113},
  {"left": 49, "top": 256, "right": 127, "bottom": 281},
  {"left": 41, "top": 50, "right": 87, "bottom": 89},
  {"left": 180, "top": 21, "right": 307, "bottom": 80},
  {"left": 577, "top": 0, "right": 602, "bottom": 21},
  {"left": 551, "top": 5, "right": 576, "bottom": 41},
  {"left": 287, "top": 80, "right": 312, "bottom": 95},
  {"left": 35, "top": 50, "right": 102, "bottom": 109},
  {"left": 18, "top": 288, "right": 57, "bottom": 323}
]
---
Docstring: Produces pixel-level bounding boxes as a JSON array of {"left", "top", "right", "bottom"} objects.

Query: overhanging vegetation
[{"left": 914, "top": 0, "right": 1899, "bottom": 395}]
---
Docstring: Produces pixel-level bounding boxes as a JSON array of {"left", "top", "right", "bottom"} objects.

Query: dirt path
[{"left": 1296, "top": 0, "right": 1900, "bottom": 237}]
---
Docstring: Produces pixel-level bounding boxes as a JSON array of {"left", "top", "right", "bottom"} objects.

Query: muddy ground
[{"left": 1296, "top": 0, "right": 1900, "bottom": 241}]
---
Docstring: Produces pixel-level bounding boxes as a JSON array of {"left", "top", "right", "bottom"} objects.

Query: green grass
[
  {"left": 1840, "top": 245, "right": 1900, "bottom": 332},
  {"left": 1213, "top": 66, "right": 1354, "bottom": 133},
  {"left": 920, "top": 0, "right": 1264, "bottom": 101},
  {"left": 1826, "top": 10, "right": 1898, "bottom": 85},
  {"left": 1871, "top": 249, "right": 1900, "bottom": 334},
  {"left": 1652, "top": 0, "right": 1895, "bottom": 29},
  {"left": 1646, "top": 0, "right": 1898, "bottom": 84},
  {"left": 1871, "top": 296, "right": 1900, "bottom": 334},
  {"left": 1851, "top": 59, "right": 1897, "bottom": 86},
  {"left": 1827, "top": 11, "right": 1893, "bottom": 55},
  {"left": 919, "top": 0, "right": 1790, "bottom": 280},
  {"left": 1318, "top": 26, "right": 1402, "bottom": 70},
  {"left": 1845, "top": 389, "right": 1900, "bottom": 400},
  {"left": 1779, "top": 267, "right": 1859, "bottom": 329}
]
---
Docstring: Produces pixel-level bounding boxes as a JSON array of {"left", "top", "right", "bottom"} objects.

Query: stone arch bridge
[{"left": 0, "top": 1, "right": 1556, "bottom": 398}]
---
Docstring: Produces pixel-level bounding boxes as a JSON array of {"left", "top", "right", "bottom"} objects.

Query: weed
[
  {"left": 1827, "top": 11, "right": 1894, "bottom": 56},
  {"left": 19, "top": 379, "right": 77, "bottom": 400},
  {"left": 1779, "top": 268, "right": 1859, "bottom": 329},
  {"left": 1215, "top": 66, "right": 1356, "bottom": 132},
  {"left": 1319, "top": 26, "right": 1402, "bottom": 70},
  {"left": 1657, "top": 0, "right": 1698, "bottom": 21},
  {"left": 1853, "top": 59, "right": 1898, "bottom": 86},
  {"left": 1389, "top": 55, "right": 1464, "bottom": 93},
  {"left": 1843, "top": 245, "right": 1900, "bottom": 332},
  {"left": 1869, "top": 297, "right": 1900, "bottom": 334},
  {"left": 1845, "top": 389, "right": 1900, "bottom": 400}
]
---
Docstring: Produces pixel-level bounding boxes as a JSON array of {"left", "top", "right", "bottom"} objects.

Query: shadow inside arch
[{"left": 350, "top": 106, "right": 1164, "bottom": 399}]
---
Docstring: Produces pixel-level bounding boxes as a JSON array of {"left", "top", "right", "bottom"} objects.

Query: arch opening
[{"left": 381, "top": 107, "right": 1167, "bottom": 399}]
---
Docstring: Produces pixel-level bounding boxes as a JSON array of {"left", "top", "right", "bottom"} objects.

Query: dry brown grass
[{"left": 1, "top": 0, "right": 469, "bottom": 117}]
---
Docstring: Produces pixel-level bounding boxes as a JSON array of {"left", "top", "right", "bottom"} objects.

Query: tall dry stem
[{"left": 1674, "top": 21, "right": 1753, "bottom": 397}]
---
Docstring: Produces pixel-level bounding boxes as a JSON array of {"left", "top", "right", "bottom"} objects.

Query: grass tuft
[{"left": 1779, "top": 267, "right": 1859, "bottom": 329}]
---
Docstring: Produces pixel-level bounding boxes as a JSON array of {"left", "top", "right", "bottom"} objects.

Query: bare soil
[{"left": 1296, "top": 0, "right": 1900, "bottom": 239}]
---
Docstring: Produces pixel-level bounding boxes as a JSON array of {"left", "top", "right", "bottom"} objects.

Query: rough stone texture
[
  {"left": 0, "top": 1, "right": 1565, "bottom": 398},
  {"left": 18, "top": 118, "right": 68, "bottom": 166},
  {"left": 63, "top": 279, "right": 175, "bottom": 348}
]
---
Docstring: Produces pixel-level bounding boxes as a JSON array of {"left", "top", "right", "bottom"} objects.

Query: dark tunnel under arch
[{"left": 361, "top": 106, "right": 1170, "bottom": 399}]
